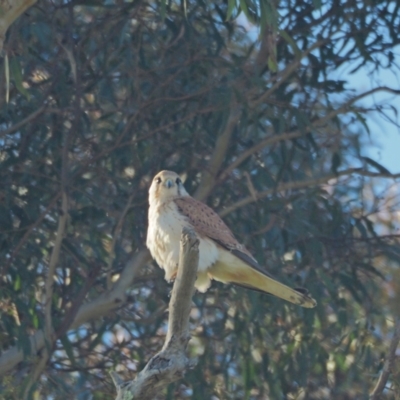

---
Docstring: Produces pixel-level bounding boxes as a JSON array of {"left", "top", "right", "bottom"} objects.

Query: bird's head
[{"left": 149, "top": 170, "right": 188, "bottom": 205}]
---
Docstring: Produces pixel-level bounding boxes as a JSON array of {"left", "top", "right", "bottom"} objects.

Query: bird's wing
[
  {"left": 174, "top": 196, "right": 317, "bottom": 308},
  {"left": 174, "top": 196, "right": 258, "bottom": 262},
  {"left": 174, "top": 196, "right": 278, "bottom": 277}
]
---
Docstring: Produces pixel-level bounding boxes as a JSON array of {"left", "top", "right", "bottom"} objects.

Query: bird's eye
[
  {"left": 155, "top": 177, "right": 161, "bottom": 184},
  {"left": 176, "top": 178, "right": 181, "bottom": 184}
]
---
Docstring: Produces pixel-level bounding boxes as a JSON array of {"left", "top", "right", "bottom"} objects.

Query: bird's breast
[{"left": 146, "top": 202, "right": 219, "bottom": 276}]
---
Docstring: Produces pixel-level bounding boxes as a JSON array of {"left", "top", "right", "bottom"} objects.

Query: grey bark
[{"left": 111, "top": 227, "right": 199, "bottom": 400}]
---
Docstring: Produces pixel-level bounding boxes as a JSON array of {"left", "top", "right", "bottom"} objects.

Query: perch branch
[{"left": 111, "top": 227, "right": 199, "bottom": 400}]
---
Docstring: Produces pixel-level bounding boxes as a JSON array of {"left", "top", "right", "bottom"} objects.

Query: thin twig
[
  {"left": 44, "top": 192, "right": 68, "bottom": 339},
  {"left": 106, "top": 192, "right": 136, "bottom": 289},
  {"left": 218, "top": 129, "right": 304, "bottom": 183},
  {"left": 0, "top": 249, "right": 152, "bottom": 377},
  {"left": 22, "top": 350, "right": 48, "bottom": 400},
  {"left": 243, "top": 171, "right": 258, "bottom": 203},
  {"left": 194, "top": 105, "right": 241, "bottom": 201},
  {"left": 55, "top": 264, "right": 101, "bottom": 338},
  {"left": 370, "top": 318, "right": 400, "bottom": 399},
  {"left": 316, "top": 86, "right": 400, "bottom": 128},
  {"left": 218, "top": 84, "right": 398, "bottom": 185},
  {"left": 251, "top": 39, "right": 327, "bottom": 107},
  {"left": 0, "top": 104, "right": 47, "bottom": 138},
  {"left": 220, "top": 168, "right": 400, "bottom": 217},
  {"left": 22, "top": 191, "right": 68, "bottom": 399},
  {"left": 3, "top": 192, "right": 62, "bottom": 278}
]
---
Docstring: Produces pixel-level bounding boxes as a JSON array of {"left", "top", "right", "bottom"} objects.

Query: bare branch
[
  {"left": 251, "top": 39, "right": 327, "bottom": 107},
  {"left": 22, "top": 349, "right": 49, "bottom": 400},
  {"left": 3, "top": 192, "right": 62, "bottom": 276},
  {"left": 194, "top": 106, "right": 240, "bottom": 201},
  {"left": 218, "top": 129, "right": 305, "bottom": 183},
  {"left": 45, "top": 192, "right": 68, "bottom": 339},
  {"left": 0, "top": 0, "right": 37, "bottom": 52},
  {"left": 220, "top": 168, "right": 400, "bottom": 217},
  {"left": 0, "top": 104, "right": 47, "bottom": 138},
  {"left": 0, "top": 249, "right": 152, "bottom": 377},
  {"left": 21, "top": 191, "right": 69, "bottom": 399},
  {"left": 112, "top": 227, "right": 199, "bottom": 400},
  {"left": 218, "top": 85, "right": 400, "bottom": 185},
  {"left": 162, "top": 228, "right": 199, "bottom": 349},
  {"left": 317, "top": 86, "right": 400, "bottom": 128},
  {"left": 106, "top": 192, "right": 136, "bottom": 289},
  {"left": 370, "top": 318, "right": 400, "bottom": 400}
]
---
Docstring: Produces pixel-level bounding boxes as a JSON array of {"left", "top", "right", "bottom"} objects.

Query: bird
[{"left": 146, "top": 170, "right": 316, "bottom": 308}]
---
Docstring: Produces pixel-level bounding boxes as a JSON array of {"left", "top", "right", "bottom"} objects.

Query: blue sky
[
  {"left": 341, "top": 59, "right": 400, "bottom": 174},
  {"left": 238, "top": 16, "right": 400, "bottom": 174}
]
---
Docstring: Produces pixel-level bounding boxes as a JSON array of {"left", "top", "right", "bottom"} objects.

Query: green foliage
[{"left": 0, "top": 0, "right": 399, "bottom": 399}]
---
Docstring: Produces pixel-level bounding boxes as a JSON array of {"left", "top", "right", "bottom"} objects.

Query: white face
[{"left": 148, "top": 170, "right": 188, "bottom": 204}]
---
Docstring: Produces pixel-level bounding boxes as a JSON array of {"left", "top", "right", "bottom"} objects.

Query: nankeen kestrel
[{"left": 146, "top": 170, "right": 316, "bottom": 308}]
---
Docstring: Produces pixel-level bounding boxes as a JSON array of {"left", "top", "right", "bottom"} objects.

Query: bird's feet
[{"left": 166, "top": 269, "right": 178, "bottom": 283}]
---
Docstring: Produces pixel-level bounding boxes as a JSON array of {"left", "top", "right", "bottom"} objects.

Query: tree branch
[
  {"left": 0, "top": 249, "right": 152, "bottom": 377},
  {"left": 111, "top": 227, "right": 199, "bottom": 400},
  {"left": 217, "top": 129, "right": 305, "bottom": 184},
  {"left": 0, "top": 0, "right": 37, "bottom": 52},
  {"left": 106, "top": 192, "right": 136, "bottom": 290},
  {"left": 22, "top": 191, "right": 69, "bottom": 399},
  {"left": 218, "top": 84, "right": 400, "bottom": 185},
  {"left": 194, "top": 106, "right": 240, "bottom": 201},
  {"left": 0, "top": 104, "right": 47, "bottom": 138},
  {"left": 44, "top": 192, "right": 68, "bottom": 340},
  {"left": 251, "top": 38, "right": 327, "bottom": 107},
  {"left": 370, "top": 318, "right": 400, "bottom": 399},
  {"left": 219, "top": 168, "right": 400, "bottom": 217},
  {"left": 3, "top": 192, "right": 62, "bottom": 276}
]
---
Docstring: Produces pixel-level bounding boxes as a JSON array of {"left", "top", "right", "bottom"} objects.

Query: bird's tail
[{"left": 208, "top": 257, "right": 316, "bottom": 308}]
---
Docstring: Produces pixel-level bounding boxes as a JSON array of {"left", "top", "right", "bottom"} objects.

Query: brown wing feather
[
  {"left": 174, "top": 196, "right": 256, "bottom": 261},
  {"left": 174, "top": 197, "right": 316, "bottom": 308}
]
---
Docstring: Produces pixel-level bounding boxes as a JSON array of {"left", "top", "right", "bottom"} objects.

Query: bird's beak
[{"left": 165, "top": 179, "right": 173, "bottom": 188}]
